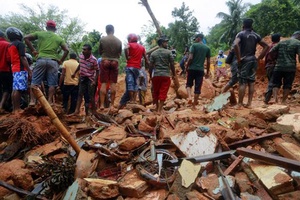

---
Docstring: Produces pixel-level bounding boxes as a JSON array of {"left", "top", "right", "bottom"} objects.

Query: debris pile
[{"left": 1, "top": 39, "right": 300, "bottom": 199}]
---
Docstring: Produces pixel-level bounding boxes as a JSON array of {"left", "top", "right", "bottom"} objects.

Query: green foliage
[
  {"left": 246, "top": 0, "right": 300, "bottom": 37},
  {"left": 0, "top": 3, "right": 85, "bottom": 44},
  {"left": 81, "top": 30, "right": 102, "bottom": 58},
  {"left": 168, "top": 2, "right": 200, "bottom": 54},
  {"left": 215, "top": 0, "right": 250, "bottom": 46},
  {"left": 206, "top": 23, "right": 230, "bottom": 56}
]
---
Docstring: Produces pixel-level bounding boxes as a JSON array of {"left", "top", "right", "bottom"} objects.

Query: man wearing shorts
[
  {"left": 24, "top": 20, "right": 69, "bottom": 105},
  {"left": 119, "top": 33, "right": 149, "bottom": 108},
  {"left": 185, "top": 33, "right": 211, "bottom": 110},
  {"left": 233, "top": 18, "right": 268, "bottom": 108},
  {"left": 270, "top": 31, "right": 300, "bottom": 104},
  {"left": 149, "top": 36, "right": 176, "bottom": 114},
  {"left": 6, "top": 27, "right": 32, "bottom": 113},
  {"left": 98, "top": 24, "right": 122, "bottom": 110},
  {"left": 0, "top": 30, "right": 12, "bottom": 113}
]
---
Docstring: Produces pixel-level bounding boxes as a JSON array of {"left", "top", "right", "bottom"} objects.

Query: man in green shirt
[
  {"left": 185, "top": 33, "right": 211, "bottom": 110},
  {"left": 270, "top": 31, "right": 300, "bottom": 104},
  {"left": 24, "top": 20, "right": 69, "bottom": 105}
]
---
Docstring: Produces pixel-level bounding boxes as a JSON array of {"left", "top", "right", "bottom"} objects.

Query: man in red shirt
[
  {"left": 6, "top": 27, "right": 32, "bottom": 113},
  {"left": 119, "top": 33, "right": 149, "bottom": 108},
  {"left": 0, "top": 30, "right": 12, "bottom": 113}
]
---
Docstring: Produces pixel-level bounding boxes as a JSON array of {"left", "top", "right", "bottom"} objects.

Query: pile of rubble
[
  {"left": 1, "top": 35, "right": 300, "bottom": 199},
  {"left": 0, "top": 67, "right": 300, "bottom": 200}
]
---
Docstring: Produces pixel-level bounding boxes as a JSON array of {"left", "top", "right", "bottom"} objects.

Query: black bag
[{"left": 225, "top": 50, "right": 234, "bottom": 64}]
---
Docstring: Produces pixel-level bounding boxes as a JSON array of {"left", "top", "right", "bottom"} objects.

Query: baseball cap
[
  {"left": 46, "top": 20, "right": 56, "bottom": 28},
  {"left": 157, "top": 36, "right": 169, "bottom": 45},
  {"left": 193, "top": 33, "right": 204, "bottom": 40}
]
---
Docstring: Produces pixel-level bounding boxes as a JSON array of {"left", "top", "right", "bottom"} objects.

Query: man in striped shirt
[{"left": 71, "top": 44, "right": 98, "bottom": 116}]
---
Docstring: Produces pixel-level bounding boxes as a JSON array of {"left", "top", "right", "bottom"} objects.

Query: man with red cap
[{"left": 24, "top": 20, "right": 69, "bottom": 105}]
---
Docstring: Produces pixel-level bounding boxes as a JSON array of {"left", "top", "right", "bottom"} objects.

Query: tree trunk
[{"left": 140, "top": 0, "right": 163, "bottom": 37}]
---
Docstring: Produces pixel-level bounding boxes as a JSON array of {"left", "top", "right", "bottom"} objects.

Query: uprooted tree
[{"left": 139, "top": 0, "right": 163, "bottom": 37}]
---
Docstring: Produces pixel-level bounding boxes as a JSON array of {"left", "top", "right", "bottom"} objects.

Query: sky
[{"left": 1, "top": 0, "right": 262, "bottom": 42}]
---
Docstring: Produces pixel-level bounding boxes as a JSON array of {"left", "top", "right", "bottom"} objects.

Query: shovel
[{"left": 32, "top": 86, "right": 98, "bottom": 178}]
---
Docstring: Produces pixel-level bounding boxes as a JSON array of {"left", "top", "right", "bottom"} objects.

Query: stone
[
  {"left": 118, "top": 137, "right": 146, "bottom": 151},
  {"left": 118, "top": 170, "right": 149, "bottom": 198},
  {"left": 115, "top": 110, "right": 134, "bottom": 124},
  {"left": 224, "top": 129, "right": 245, "bottom": 144},
  {"left": 250, "top": 105, "right": 290, "bottom": 121},
  {"left": 276, "top": 113, "right": 300, "bottom": 134},
  {"left": 0, "top": 159, "right": 34, "bottom": 197},
  {"left": 85, "top": 178, "right": 119, "bottom": 200},
  {"left": 186, "top": 190, "right": 210, "bottom": 200},
  {"left": 138, "top": 120, "right": 154, "bottom": 133},
  {"left": 240, "top": 192, "right": 261, "bottom": 200},
  {"left": 91, "top": 125, "right": 127, "bottom": 144},
  {"left": 232, "top": 117, "right": 249, "bottom": 130},
  {"left": 125, "top": 189, "right": 168, "bottom": 200},
  {"left": 196, "top": 173, "right": 221, "bottom": 199},
  {"left": 200, "top": 78, "right": 216, "bottom": 99},
  {"left": 235, "top": 172, "right": 254, "bottom": 194},
  {"left": 177, "top": 85, "right": 188, "bottom": 99}
]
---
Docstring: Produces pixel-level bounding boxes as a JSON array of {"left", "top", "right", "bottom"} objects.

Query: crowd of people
[{"left": 1, "top": 18, "right": 300, "bottom": 116}]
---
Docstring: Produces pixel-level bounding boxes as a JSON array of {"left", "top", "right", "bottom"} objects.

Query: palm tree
[{"left": 216, "top": 0, "right": 250, "bottom": 45}]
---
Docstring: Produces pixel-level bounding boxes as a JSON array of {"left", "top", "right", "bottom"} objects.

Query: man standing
[
  {"left": 185, "top": 33, "right": 211, "bottom": 110},
  {"left": 72, "top": 44, "right": 98, "bottom": 116},
  {"left": 0, "top": 30, "right": 12, "bottom": 113},
  {"left": 6, "top": 27, "right": 32, "bottom": 113},
  {"left": 24, "top": 20, "right": 69, "bottom": 105},
  {"left": 98, "top": 25, "right": 122, "bottom": 110},
  {"left": 233, "top": 18, "right": 268, "bottom": 108},
  {"left": 149, "top": 36, "right": 176, "bottom": 114},
  {"left": 59, "top": 53, "right": 79, "bottom": 114},
  {"left": 264, "top": 33, "right": 281, "bottom": 104},
  {"left": 270, "top": 31, "right": 300, "bottom": 104},
  {"left": 119, "top": 33, "right": 149, "bottom": 108}
]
